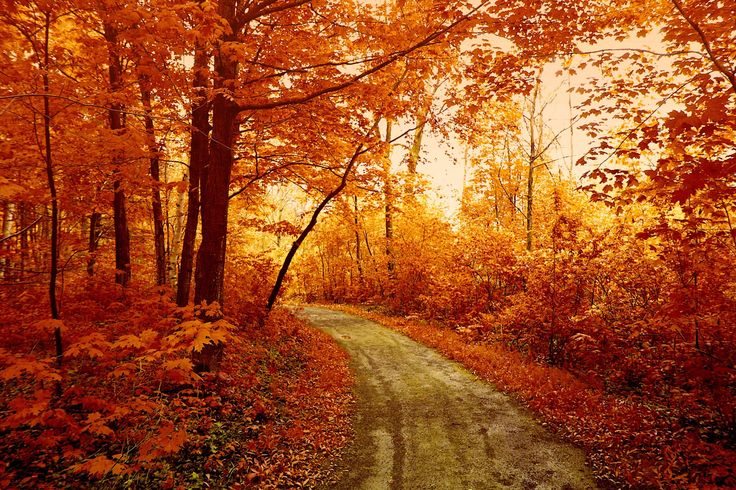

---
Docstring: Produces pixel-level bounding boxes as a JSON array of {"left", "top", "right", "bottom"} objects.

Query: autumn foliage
[
  {"left": 0, "top": 282, "right": 352, "bottom": 487},
  {"left": 301, "top": 164, "right": 736, "bottom": 487},
  {"left": 1, "top": 0, "right": 734, "bottom": 486},
  {"left": 291, "top": 0, "right": 735, "bottom": 487}
]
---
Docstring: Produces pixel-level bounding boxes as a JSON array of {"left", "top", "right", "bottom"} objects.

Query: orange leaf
[
  {"left": 137, "top": 421, "right": 187, "bottom": 462},
  {"left": 72, "top": 455, "right": 121, "bottom": 477}
]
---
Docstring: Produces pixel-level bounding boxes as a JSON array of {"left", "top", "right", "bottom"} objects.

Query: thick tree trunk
[
  {"left": 191, "top": 0, "right": 239, "bottom": 373},
  {"left": 113, "top": 182, "right": 131, "bottom": 286},
  {"left": 176, "top": 46, "right": 210, "bottom": 306},
  {"left": 193, "top": 6, "right": 239, "bottom": 314},
  {"left": 139, "top": 76, "right": 167, "bottom": 286},
  {"left": 104, "top": 22, "right": 131, "bottom": 286},
  {"left": 193, "top": 89, "right": 238, "bottom": 311}
]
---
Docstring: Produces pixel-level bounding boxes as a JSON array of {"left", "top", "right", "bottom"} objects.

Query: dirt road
[{"left": 295, "top": 306, "right": 598, "bottom": 490}]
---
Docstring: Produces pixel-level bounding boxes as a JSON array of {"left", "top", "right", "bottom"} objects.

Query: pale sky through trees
[{"left": 414, "top": 29, "right": 675, "bottom": 218}]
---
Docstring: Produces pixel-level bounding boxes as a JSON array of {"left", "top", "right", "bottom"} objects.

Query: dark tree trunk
[
  {"left": 191, "top": 0, "right": 238, "bottom": 373},
  {"left": 104, "top": 22, "right": 131, "bottom": 286},
  {"left": 176, "top": 46, "right": 210, "bottom": 306},
  {"left": 193, "top": 19, "right": 239, "bottom": 315},
  {"left": 193, "top": 96, "right": 237, "bottom": 312},
  {"left": 113, "top": 180, "right": 131, "bottom": 286},
  {"left": 41, "top": 12, "right": 62, "bottom": 366},
  {"left": 139, "top": 75, "right": 167, "bottom": 286}
]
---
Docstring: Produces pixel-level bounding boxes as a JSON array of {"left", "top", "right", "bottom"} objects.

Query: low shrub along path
[{"left": 296, "top": 306, "right": 598, "bottom": 489}]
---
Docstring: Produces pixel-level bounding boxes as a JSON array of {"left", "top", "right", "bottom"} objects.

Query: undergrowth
[{"left": 0, "top": 279, "right": 353, "bottom": 488}]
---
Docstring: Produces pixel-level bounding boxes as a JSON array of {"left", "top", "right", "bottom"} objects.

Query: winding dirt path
[{"left": 295, "top": 306, "right": 598, "bottom": 490}]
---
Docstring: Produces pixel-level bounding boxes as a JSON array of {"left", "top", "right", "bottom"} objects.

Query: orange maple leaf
[
  {"left": 137, "top": 421, "right": 187, "bottom": 462},
  {"left": 72, "top": 455, "right": 126, "bottom": 477}
]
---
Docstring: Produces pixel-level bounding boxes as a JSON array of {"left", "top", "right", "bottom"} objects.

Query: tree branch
[
  {"left": 238, "top": 1, "right": 486, "bottom": 111},
  {"left": 670, "top": 0, "right": 736, "bottom": 95},
  {"left": 0, "top": 216, "right": 43, "bottom": 244}
]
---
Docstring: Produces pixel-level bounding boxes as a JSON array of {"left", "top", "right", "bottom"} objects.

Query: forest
[{"left": 0, "top": 0, "right": 734, "bottom": 487}]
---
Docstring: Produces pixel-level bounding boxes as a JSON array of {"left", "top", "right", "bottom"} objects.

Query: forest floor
[{"left": 295, "top": 306, "right": 597, "bottom": 489}]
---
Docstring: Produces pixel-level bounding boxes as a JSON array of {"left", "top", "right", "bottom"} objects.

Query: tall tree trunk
[
  {"left": 169, "top": 166, "right": 186, "bottom": 285},
  {"left": 42, "top": 11, "right": 62, "bottom": 366},
  {"left": 177, "top": 46, "right": 210, "bottom": 306},
  {"left": 40, "top": 206, "right": 50, "bottom": 269},
  {"left": 383, "top": 119, "right": 395, "bottom": 281},
  {"left": 193, "top": 66, "right": 238, "bottom": 309},
  {"left": 191, "top": 0, "right": 238, "bottom": 373},
  {"left": 139, "top": 75, "right": 167, "bottom": 286},
  {"left": 104, "top": 22, "right": 131, "bottom": 287},
  {"left": 194, "top": 20, "right": 238, "bottom": 314},
  {"left": 353, "top": 195, "right": 364, "bottom": 288},
  {"left": 526, "top": 78, "right": 541, "bottom": 252},
  {"left": 112, "top": 171, "right": 131, "bottom": 287},
  {"left": 1, "top": 202, "right": 14, "bottom": 280}
]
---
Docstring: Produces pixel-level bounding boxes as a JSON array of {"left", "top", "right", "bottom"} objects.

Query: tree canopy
[{"left": 0, "top": 0, "right": 734, "bottom": 486}]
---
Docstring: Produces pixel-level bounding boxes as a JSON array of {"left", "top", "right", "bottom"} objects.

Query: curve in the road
[{"left": 296, "top": 306, "right": 598, "bottom": 490}]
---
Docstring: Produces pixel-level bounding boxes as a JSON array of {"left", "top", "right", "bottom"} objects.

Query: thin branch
[
  {"left": 0, "top": 216, "right": 43, "bottom": 244},
  {"left": 591, "top": 72, "right": 706, "bottom": 171},
  {"left": 572, "top": 47, "right": 706, "bottom": 59},
  {"left": 0, "top": 93, "right": 186, "bottom": 124},
  {"left": 670, "top": 0, "right": 736, "bottom": 95},
  {"left": 237, "top": 1, "right": 487, "bottom": 111}
]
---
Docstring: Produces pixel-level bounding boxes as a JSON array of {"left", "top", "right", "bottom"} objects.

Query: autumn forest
[{"left": 0, "top": 0, "right": 734, "bottom": 487}]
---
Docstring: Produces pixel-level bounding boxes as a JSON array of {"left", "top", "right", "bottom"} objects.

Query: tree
[
  {"left": 176, "top": 44, "right": 209, "bottom": 306},
  {"left": 138, "top": 74, "right": 167, "bottom": 286},
  {"left": 186, "top": 0, "right": 490, "bottom": 320},
  {"left": 102, "top": 17, "right": 132, "bottom": 287},
  {"left": 0, "top": 0, "right": 67, "bottom": 363}
]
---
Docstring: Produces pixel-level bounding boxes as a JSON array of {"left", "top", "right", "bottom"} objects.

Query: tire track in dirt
[{"left": 295, "top": 306, "right": 598, "bottom": 490}]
